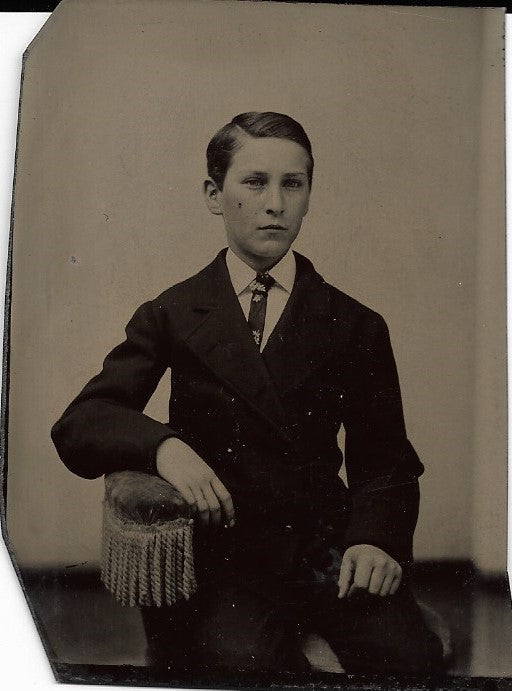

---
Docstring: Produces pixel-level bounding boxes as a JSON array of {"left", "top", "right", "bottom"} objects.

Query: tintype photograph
[{"left": 1, "top": 1, "right": 510, "bottom": 688}]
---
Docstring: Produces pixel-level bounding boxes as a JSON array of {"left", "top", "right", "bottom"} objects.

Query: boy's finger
[
  {"left": 379, "top": 574, "right": 395, "bottom": 597},
  {"left": 352, "top": 560, "right": 372, "bottom": 592},
  {"left": 337, "top": 557, "right": 354, "bottom": 598},
  {"left": 191, "top": 487, "right": 210, "bottom": 526},
  {"left": 211, "top": 476, "right": 235, "bottom": 526},
  {"left": 368, "top": 567, "right": 386, "bottom": 595},
  {"left": 389, "top": 574, "right": 402, "bottom": 596},
  {"left": 202, "top": 483, "right": 222, "bottom": 527},
  {"left": 347, "top": 583, "right": 358, "bottom": 598}
]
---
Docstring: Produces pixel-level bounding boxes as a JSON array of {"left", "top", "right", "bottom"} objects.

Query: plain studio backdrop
[{"left": 4, "top": 1, "right": 506, "bottom": 577}]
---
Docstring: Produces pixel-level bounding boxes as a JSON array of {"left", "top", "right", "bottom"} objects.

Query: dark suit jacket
[{"left": 51, "top": 249, "right": 424, "bottom": 567}]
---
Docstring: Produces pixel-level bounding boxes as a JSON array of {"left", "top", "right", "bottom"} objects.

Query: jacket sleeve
[
  {"left": 51, "top": 300, "right": 176, "bottom": 479},
  {"left": 342, "top": 312, "right": 424, "bottom": 566}
]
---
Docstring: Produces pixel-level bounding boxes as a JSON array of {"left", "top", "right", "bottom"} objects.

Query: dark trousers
[
  {"left": 141, "top": 523, "right": 444, "bottom": 675},
  {"left": 142, "top": 579, "right": 443, "bottom": 675}
]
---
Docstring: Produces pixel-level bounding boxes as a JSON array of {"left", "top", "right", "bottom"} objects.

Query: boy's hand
[
  {"left": 156, "top": 437, "right": 235, "bottom": 528},
  {"left": 337, "top": 544, "right": 402, "bottom": 599}
]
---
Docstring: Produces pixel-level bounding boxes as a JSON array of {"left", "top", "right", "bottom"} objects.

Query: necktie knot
[{"left": 250, "top": 272, "right": 275, "bottom": 295}]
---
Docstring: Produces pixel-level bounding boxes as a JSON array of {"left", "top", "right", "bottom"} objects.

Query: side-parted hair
[{"left": 206, "top": 112, "right": 314, "bottom": 190}]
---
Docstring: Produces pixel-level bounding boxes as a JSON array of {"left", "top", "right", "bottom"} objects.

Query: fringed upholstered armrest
[{"left": 101, "top": 471, "right": 196, "bottom": 608}]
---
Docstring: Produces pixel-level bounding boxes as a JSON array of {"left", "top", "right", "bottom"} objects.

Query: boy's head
[
  {"left": 204, "top": 112, "right": 313, "bottom": 271},
  {"left": 206, "top": 112, "right": 314, "bottom": 191}
]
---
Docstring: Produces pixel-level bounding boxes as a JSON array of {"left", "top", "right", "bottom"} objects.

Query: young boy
[{"left": 52, "top": 112, "right": 444, "bottom": 675}]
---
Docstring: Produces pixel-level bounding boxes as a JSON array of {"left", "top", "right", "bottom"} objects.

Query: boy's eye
[
  {"left": 283, "top": 179, "right": 303, "bottom": 189},
  {"left": 244, "top": 178, "right": 265, "bottom": 188}
]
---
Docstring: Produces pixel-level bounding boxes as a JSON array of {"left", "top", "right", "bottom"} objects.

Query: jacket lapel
[
  {"left": 262, "top": 252, "right": 352, "bottom": 395},
  {"left": 181, "top": 251, "right": 291, "bottom": 440}
]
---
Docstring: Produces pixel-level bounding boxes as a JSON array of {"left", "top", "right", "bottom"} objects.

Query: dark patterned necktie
[{"left": 247, "top": 272, "right": 275, "bottom": 348}]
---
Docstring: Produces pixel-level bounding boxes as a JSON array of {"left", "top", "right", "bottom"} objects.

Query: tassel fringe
[{"left": 101, "top": 500, "right": 197, "bottom": 607}]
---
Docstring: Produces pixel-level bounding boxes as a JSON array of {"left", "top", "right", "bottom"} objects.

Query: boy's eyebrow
[{"left": 238, "top": 169, "right": 308, "bottom": 177}]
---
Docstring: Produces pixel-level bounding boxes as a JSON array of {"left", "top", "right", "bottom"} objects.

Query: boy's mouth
[{"left": 259, "top": 224, "right": 286, "bottom": 230}]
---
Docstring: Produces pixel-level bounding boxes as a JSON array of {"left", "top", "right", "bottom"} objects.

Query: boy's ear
[{"left": 204, "top": 178, "right": 223, "bottom": 216}]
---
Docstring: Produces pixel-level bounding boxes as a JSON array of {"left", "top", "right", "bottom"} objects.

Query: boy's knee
[{"left": 333, "top": 589, "right": 446, "bottom": 674}]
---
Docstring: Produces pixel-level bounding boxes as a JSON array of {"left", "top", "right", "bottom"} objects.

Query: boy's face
[{"left": 205, "top": 136, "right": 310, "bottom": 271}]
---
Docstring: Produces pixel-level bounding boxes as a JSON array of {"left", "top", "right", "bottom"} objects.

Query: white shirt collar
[{"left": 225, "top": 248, "right": 296, "bottom": 296}]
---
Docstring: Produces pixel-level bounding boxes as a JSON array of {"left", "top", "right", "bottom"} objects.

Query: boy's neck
[{"left": 229, "top": 247, "right": 287, "bottom": 274}]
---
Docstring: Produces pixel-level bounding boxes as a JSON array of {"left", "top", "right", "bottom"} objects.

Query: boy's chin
[{"left": 253, "top": 240, "right": 294, "bottom": 259}]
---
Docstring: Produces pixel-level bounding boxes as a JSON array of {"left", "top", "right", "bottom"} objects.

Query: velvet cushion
[{"left": 104, "top": 470, "right": 192, "bottom": 524}]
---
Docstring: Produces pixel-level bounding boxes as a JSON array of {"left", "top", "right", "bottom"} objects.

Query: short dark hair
[{"left": 206, "top": 112, "right": 314, "bottom": 190}]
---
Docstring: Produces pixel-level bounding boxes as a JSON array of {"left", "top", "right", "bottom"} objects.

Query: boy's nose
[{"left": 265, "top": 185, "right": 284, "bottom": 214}]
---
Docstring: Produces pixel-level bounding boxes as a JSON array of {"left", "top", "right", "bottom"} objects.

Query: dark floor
[{"left": 18, "top": 562, "right": 512, "bottom": 683}]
